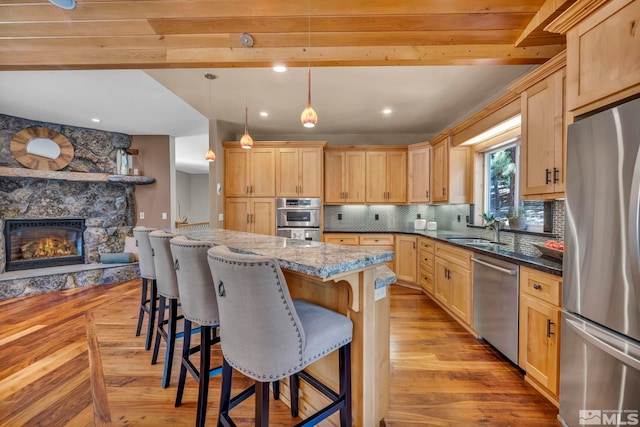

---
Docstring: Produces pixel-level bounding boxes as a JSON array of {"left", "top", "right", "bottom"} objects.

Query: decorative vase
[{"left": 509, "top": 216, "right": 527, "bottom": 230}]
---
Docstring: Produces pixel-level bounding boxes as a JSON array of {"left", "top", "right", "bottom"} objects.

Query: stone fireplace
[{"left": 4, "top": 218, "right": 85, "bottom": 271}]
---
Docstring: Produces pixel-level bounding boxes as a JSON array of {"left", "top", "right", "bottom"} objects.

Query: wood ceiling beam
[
  {"left": 515, "top": 0, "right": 577, "bottom": 46},
  {"left": 0, "top": 44, "right": 565, "bottom": 70}
]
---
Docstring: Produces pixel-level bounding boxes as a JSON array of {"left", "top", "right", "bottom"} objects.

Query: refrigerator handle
[
  {"left": 566, "top": 318, "right": 640, "bottom": 370},
  {"left": 629, "top": 144, "right": 640, "bottom": 289}
]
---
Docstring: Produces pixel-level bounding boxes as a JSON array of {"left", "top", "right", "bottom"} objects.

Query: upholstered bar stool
[
  {"left": 169, "top": 236, "right": 222, "bottom": 427},
  {"left": 133, "top": 226, "right": 158, "bottom": 351},
  {"left": 149, "top": 229, "right": 182, "bottom": 388},
  {"left": 207, "top": 245, "right": 353, "bottom": 427}
]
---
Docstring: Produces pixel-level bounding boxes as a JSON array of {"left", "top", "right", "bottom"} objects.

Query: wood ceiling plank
[
  {"left": 147, "top": 14, "right": 534, "bottom": 35},
  {"left": 0, "top": 0, "right": 549, "bottom": 22},
  {"left": 0, "top": 20, "right": 155, "bottom": 37}
]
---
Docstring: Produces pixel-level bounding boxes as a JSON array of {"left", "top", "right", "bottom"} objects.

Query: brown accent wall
[{"left": 131, "top": 135, "right": 171, "bottom": 229}]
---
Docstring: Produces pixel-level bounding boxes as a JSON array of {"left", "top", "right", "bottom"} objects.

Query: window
[{"left": 484, "top": 139, "right": 520, "bottom": 220}]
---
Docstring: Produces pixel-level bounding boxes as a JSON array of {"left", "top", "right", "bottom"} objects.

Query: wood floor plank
[{"left": 0, "top": 280, "right": 560, "bottom": 426}]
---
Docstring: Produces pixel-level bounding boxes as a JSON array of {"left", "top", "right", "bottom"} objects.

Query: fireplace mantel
[{"left": 0, "top": 166, "right": 154, "bottom": 185}]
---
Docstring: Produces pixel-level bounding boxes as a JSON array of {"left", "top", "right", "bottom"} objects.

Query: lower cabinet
[
  {"left": 224, "top": 198, "right": 275, "bottom": 236},
  {"left": 394, "top": 235, "right": 417, "bottom": 283},
  {"left": 323, "top": 233, "right": 394, "bottom": 271},
  {"left": 518, "top": 266, "right": 562, "bottom": 406},
  {"left": 433, "top": 242, "right": 472, "bottom": 326},
  {"left": 418, "top": 237, "right": 435, "bottom": 295}
]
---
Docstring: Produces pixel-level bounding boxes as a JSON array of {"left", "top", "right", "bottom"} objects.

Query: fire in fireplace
[{"left": 4, "top": 218, "right": 85, "bottom": 271}]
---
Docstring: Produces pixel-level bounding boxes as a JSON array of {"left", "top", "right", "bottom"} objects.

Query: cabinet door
[
  {"left": 251, "top": 198, "right": 275, "bottom": 236},
  {"left": 276, "top": 147, "right": 300, "bottom": 197},
  {"left": 224, "top": 149, "right": 250, "bottom": 197},
  {"left": 224, "top": 198, "right": 250, "bottom": 232},
  {"left": 518, "top": 294, "right": 561, "bottom": 395},
  {"left": 250, "top": 148, "right": 276, "bottom": 197},
  {"left": 299, "top": 147, "right": 322, "bottom": 197},
  {"left": 344, "top": 151, "right": 366, "bottom": 203},
  {"left": 521, "top": 70, "right": 564, "bottom": 197},
  {"left": 431, "top": 140, "right": 448, "bottom": 203},
  {"left": 386, "top": 151, "right": 407, "bottom": 203},
  {"left": 394, "top": 235, "right": 417, "bottom": 282},
  {"left": 324, "top": 151, "right": 345, "bottom": 203},
  {"left": 448, "top": 264, "right": 471, "bottom": 325},
  {"left": 408, "top": 147, "right": 431, "bottom": 203},
  {"left": 365, "top": 151, "right": 387, "bottom": 203},
  {"left": 434, "top": 259, "right": 450, "bottom": 306}
]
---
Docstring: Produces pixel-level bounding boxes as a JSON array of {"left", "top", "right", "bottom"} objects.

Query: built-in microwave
[{"left": 276, "top": 198, "right": 321, "bottom": 228}]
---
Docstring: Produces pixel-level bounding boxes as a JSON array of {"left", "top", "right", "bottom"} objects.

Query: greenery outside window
[{"left": 484, "top": 139, "right": 520, "bottom": 220}]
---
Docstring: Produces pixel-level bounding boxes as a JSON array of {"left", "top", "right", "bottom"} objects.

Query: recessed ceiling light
[
  {"left": 273, "top": 65, "right": 287, "bottom": 73},
  {"left": 383, "top": 109, "right": 392, "bottom": 115},
  {"left": 91, "top": 118, "right": 101, "bottom": 123},
  {"left": 259, "top": 111, "right": 269, "bottom": 117}
]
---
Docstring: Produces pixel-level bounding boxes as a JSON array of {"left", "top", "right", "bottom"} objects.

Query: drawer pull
[
  {"left": 546, "top": 319, "right": 555, "bottom": 338},
  {"left": 533, "top": 283, "right": 542, "bottom": 290}
]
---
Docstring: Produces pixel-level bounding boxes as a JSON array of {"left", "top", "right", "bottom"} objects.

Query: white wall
[
  {"left": 189, "top": 174, "right": 210, "bottom": 223},
  {"left": 175, "top": 170, "right": 192, "bottom": 223}
]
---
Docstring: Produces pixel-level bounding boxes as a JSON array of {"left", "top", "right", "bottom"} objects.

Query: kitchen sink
[
  {"left": 466, "top": 242, "right": 506, "bottom": 249},
  {"left": 446, "top": 237, "right": 506, "bottom": 248}
]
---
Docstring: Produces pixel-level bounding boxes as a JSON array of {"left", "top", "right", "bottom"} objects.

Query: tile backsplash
[{"left": 324, "top": 200, "right": 565, "bottom": 258}]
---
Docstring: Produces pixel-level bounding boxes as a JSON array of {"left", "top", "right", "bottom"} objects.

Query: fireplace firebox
[{"left": 4, "top": 218, "right": 85, "bottom": 271}]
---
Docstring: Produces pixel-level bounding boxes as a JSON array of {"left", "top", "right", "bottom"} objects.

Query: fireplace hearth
[{"left": 4, "top": 218, "right": 85, "bottom": 271}]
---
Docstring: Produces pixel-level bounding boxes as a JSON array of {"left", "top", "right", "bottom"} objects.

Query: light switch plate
[
  {"left": 374, "top": 286, "right": 387, "bottom": 301},
  {"left": 139, "top": 212, "right": 144, "bottom": 220},
  {"left": 218, "top": 213, "right": 224, "bottom": 221},
  {"left": 162, "top": 212, "right": 167, "bottom": 220}
]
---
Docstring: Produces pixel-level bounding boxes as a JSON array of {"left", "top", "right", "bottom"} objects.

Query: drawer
[
  {"left": 419, "top": 249, "right": 434, "bottom": 269},
  {"left": 419, "top": 237, "right": 435, "bottom": 253},
  {"left": 419, "top": 267, "right": 434, "bottom": 293},
  {"left": 435, "top": 242, "right": 472, "bottom": 269},
  {"left": 324, "top": 234, "right": 359, "bottom": 245},
  {"left": 520, "top": 266, "right": 562, "bottom": 307},
  {"left": 359, "top": 234, "right": 394, "bottom": 246}
]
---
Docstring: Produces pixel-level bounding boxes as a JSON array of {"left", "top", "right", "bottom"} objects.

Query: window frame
[{"left": 483, "top": 137, "right": 521, "bottom": 221}]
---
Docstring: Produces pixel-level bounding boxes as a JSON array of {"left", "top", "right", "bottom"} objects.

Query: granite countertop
[
  {"left": 324, "top": 227, "right": 563, "bottom": 276},
  {"left": 173, "top": 228, "right": 395, "bottom": 281}
]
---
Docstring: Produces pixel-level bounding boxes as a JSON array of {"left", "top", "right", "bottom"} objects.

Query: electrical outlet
[
  {"left": 162, "top": 212, "right": 167, "bottom": 220},
  {"left": 338, "top": 214, "right": 342, "bottom": 220},
  {"left": 375, "top": 214, "right": 379, "bottom": 220},
  {"left": 457, "top": 215, "right": 461, "bottom": 222},
  {"left": 374, "top": 286, "right": 387, "bottom": 301},
  {"left": 218, "top": 213, "right": 224, "bottom": 221},
  {"left": 139, "top": 212, "right": 144, "bottom": 220}
]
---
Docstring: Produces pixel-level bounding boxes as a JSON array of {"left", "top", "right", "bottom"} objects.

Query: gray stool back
[
  {"left": 149, "top": 230, "right": 179, "bottom": 299},
  {"left": 133, "top": 226, "right": 158, "bottom": 350}
]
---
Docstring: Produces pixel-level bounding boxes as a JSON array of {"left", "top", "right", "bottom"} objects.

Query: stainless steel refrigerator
[{"left": 560, "top": 96, "right": 640, "bottom": 426}]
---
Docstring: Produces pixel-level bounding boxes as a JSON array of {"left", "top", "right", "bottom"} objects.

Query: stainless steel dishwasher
[{"left": 472, "top": 254, "right": 519, "bottom": 365}]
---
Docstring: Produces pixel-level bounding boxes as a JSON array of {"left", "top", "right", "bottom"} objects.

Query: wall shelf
[{"left": 0, "top": 166, "right": 155, "bottom": 185}]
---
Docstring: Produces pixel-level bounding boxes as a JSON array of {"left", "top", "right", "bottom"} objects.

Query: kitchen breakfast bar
[{"left": 173, "top": 228, "right": 395, "bottom": 427}]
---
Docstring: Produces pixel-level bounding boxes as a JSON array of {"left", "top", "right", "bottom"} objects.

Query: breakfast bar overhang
[{"left": 173, "top": 228, "right": 395, "bottom": 427}]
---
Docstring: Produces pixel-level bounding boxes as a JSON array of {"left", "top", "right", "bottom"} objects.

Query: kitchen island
[{"left": 173, "top": 228, "right": 394, "bottom": 427}]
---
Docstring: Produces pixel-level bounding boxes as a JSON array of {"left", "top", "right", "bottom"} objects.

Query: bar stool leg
[
  {"left": 218, "top": 359, "right": 233, "bottom": 427},
  {"left": 151, "top": 295, "right": 166, "bottom": 365},
  {"left": 145, "top": 279, "right": 157, "bottom": 351},
  {"left": 162, "top": 299, "right": 178, "bottom": 388},
  {"left": 136, "top": 278, "right": 148, "bottom": 336},
  {"left": 256, "top": 381, "right": 270, "bottom": 427},
  {"left": 339, "top": 343, "right": 352, "bottom": 427},
  {"left": 196, "top": 325, "right": 212, "bottom": 427},
  {"left": 175, "top": 319, "right": 192, "bottom": 407},
  {"left": 290, "top": 373, "right": 300, "bottom": 417}
]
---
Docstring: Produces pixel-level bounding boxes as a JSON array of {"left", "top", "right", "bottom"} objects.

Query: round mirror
[{"left": 10, "top": 127, "right": 74, "bottom": 171}]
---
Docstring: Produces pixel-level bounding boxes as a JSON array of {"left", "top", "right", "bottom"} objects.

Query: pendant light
[
  {"left": 240, "top": 33, "right": 254, "bottom": 149},
  {"left": 204, "top": 73, "right": 217, "bottom": 161},
  {"left": 300, "top": 0, "right": 317, "bottom": 128}
]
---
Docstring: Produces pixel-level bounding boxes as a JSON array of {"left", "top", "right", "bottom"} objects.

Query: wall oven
[{"left": 276, "top": 198, "right": 321, "bottom": 241}]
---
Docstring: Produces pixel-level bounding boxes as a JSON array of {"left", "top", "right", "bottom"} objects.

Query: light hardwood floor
[{"left": 0, "top": 280, "right": 560, "bottom": 426}]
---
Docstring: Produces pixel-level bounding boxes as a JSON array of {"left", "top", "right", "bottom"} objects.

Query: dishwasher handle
[{"left": 471, "top": 257, "right": 518, "bottom": 275}]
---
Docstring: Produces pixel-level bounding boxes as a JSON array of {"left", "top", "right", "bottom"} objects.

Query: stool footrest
[{"left": 296, "top": 370, "right": 339, "bottom": 401}]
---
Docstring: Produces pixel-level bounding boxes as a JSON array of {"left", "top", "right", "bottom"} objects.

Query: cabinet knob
[{"left": 533, "top": 283, "right": 542, "bottom": 290}]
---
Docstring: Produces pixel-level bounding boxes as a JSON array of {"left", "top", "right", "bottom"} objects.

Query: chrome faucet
[{"left": 490, "top": 220, "right": 501, "bottom": 243}]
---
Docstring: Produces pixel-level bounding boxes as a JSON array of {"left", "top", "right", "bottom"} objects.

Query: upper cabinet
[
  {"left": 324, "top": 150, "right": 366, "bottom": 204},
  {"left": 275, "top": 145, "right": 324, "bottom": 198},
  {"left": 512, "top": 52, "right": 566, "bottom": 199},
  {"left": 365, "top": 149, "right": 407, "bottom": 203},
  {"left": 547, "top": 0, "right": 640, "bottom": 115},
  {"left": 430, "top": 133, "right": 470, "bottom": 204},
  {"left": 224, "top": 147, "right": 276, "bottom": 198},
  {"left": 407, "top": 144, "right": 431, "bottom": 204}
]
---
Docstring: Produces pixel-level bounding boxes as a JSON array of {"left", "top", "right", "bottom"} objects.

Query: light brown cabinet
[
  {"left": 434, "top": 242, "right": 472, "bottom": 326},
  {"left": 394, "top": 235, "right": 417, "bottom": 283},
  {"left": 549, "top": 0, "right": 640, "bottom": 114},
  {"left": 430, "top": 134, "right": 470, "bottom": 204},
  {"left": 418, "top": 237, "right": 435, "bottom": 295},
  {"left": 408, "top": 145, "right": 431, "bottom": 203},
  {"left": 276, "top": 147, "right": 323, "bottom": 198},
  {"left": 224, "top": 147, "right": 275, "bottom": 198},
  {"left": 324, "top": 150, "right": 366, "bottom": 204},
  {"left": 519, "top": 58, "right": 566, "bottom": 198},
  {"left": 224, "top": 198, "right": 275, "bottom": 236},
  {"left": 323, "top": 233, "right": 395, "bottom": 271},
  {"left": 365, "top": 150, "right": 407, "bottom": 203},
  {"left": 518, "top": 266, "right": 562, "bottom": 406}
]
